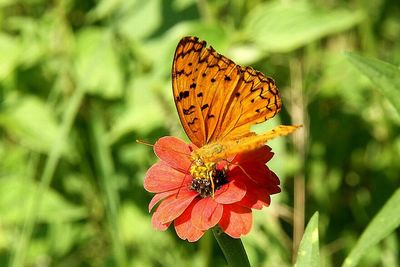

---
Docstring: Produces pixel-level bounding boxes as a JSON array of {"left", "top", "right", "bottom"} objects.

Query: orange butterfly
[
  {"left": 172, "top": 36, "right": 299, "bottom": 191},
  {"left": 173, "top": 37, "right": 299, "bottom": 159}
]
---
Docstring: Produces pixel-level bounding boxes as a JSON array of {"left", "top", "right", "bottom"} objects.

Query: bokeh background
[{"left": 1, "top": 0, "right": 399, "bottom": 266}]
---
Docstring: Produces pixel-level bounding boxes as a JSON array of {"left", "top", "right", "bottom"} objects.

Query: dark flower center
[{"left": 190, "top": 167, "right": 228, "bottom": 198}]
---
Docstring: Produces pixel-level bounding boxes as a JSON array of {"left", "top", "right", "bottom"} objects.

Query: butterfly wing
[{"left": 172, "top": 36, "right": 281, "bottom": 147}]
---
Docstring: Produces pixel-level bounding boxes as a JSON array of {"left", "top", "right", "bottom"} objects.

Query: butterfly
[{"left": 172, "top": 36, "right": 300, "bottom": 166}]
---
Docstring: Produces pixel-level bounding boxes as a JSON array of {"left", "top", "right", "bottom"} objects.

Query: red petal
[
  {"left": 266, "top": 171, "right": 281, "bottom": 194},
  {"left": 219, "top": 205, "right": 252, "bottom": 238},
  {"left": 229, "top": 163, "right": 280, "bottom": 190},
  {"left": 238, "top": 187, "right": 271, "bottom": 210},
  {"left": 214, "top": 180, "right": 246, "bottom": 204},
  {"left": 144, "top": 161, "right": 191, "bottom": 193},
  {"left": 228, "top": 146, "right": 277, "bottom": 187},
  {"left": 174, "top": 200, "right": 205, "bottom": 242},
  {"left": 241, "top": 163, "right": 269, "bottom": 182},
  {"left": 154, "top": 190, "right": 198, "bottom": 224},
  {"left": 148, "top": 190, "right": 177, "bottom": 212},
  {"left": 154, "top": 137, "right": 192, "bottom": 172},
  {"left": 191, "top": 198, "right": 223, "bottom": 230},
  {"left": 235, "top": 177, "right": 277, "bottom": 209},
  {"left": 151, "top": 213, "right": 171, "bottom": 231}
]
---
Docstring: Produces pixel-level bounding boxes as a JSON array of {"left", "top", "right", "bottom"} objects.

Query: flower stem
[{"left": 212, "top": 227, "right": 251, "bottom": 267}]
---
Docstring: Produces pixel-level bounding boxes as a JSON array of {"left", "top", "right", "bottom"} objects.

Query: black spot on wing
[
  {"left": 183, "top": 105, "right": 195, "bottom": 115},
  {"left": 174, "top": 69, "right": 193, "bottom": 77},
  {"left": 176, "top": 90, "right": 190, "bottom": 102},
  {"left": 188, "top": 118, "right": 198, "bottom": 125},
  {"left": 201, "top": 104, "right": 209, "bottom": 111}
]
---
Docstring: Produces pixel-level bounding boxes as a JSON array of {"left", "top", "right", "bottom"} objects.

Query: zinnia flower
[{"left": 144, "top": 136, "right": 281, "bottom": 242}]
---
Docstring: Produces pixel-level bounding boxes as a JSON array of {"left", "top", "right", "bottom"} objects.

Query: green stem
[{"left": 212, "top": 227, "right": 251, "bottom": 267}]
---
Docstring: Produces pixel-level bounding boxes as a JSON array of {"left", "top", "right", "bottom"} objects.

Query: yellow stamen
[{"left": 189, "top": 159, "right": 217, "bottom": 198}]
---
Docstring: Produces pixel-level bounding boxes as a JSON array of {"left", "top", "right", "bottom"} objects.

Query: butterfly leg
[
  {"left": 207, "top": 169, "right": 215, "bottom": 198},
  {"left": 222, "top": 159, "right": 258, "bottom": 184}
]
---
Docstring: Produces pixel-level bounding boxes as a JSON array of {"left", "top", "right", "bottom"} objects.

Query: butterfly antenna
[
  {"left": 210, "top": 177, "right": 215, "bottom": 198},
  {"left": 137, "top": 139, "right": 193, "bottom": 158},
  {"left": 136, "top": 139, "right": 154, "bottom": 147}
]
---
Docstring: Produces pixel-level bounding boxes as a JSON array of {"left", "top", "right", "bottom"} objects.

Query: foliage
[
  {"left": 295, "top": 212, "right": 320, "bottom": 267},
  {"left": 0, "top": 0, "right": 399, "bottom": 266}
]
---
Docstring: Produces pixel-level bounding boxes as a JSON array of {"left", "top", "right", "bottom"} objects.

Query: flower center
[{"left": 189, "top": 160, "right": 228, "bottom": 198}]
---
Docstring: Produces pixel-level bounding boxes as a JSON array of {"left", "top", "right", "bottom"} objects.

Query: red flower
[{"left": 144, "top": 136, "right": 281, "bottom": 242}]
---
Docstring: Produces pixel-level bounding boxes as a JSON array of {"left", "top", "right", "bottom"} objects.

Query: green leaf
[
  {"left": 345, "top": 52, "right": 400, "bottom": 114},
  {"left": 117, "top": 0, "right": 161, "bottom": 41},
  {"left": 0, "top": 0, "right": 15, "bottom": 8},
  {"left": 75, "top": 27, "right": 123, "bottom": 99},
  {"left": 342, "top": 188, "right": 400, "bottom": 267},
  {"left": 89, "top": 0, "right": 125, "bottom": 20},
  {"left": 172, "top": 0, "right": 196, "bottom": 11},
  {"left": 0, "top": 33, "right": 20, "bottom": 79},
  {"left": 295, "top": 212, "right": 320, "bottom": 267},
  {"left": 0, "top": 178, "right": 86, "bottom": 225},
  {"left": 0, "top": 95, "right": 68, "bottom": 155},
  {"left": 243, "top": 1, "right": 364, "bottom": 52}
]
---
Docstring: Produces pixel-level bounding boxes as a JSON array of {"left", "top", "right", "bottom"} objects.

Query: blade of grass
[
  {"left": 11, "top": 88, "right": 85, "bottom": 267},
  {"left": 342, "top": 188, "right": 400, "bottom": 267},
  {"left": 345, "top": 52, "right": 400, "bottom": 115},
  {"left": 294, "top": 212, "right": 320, "bottom": 267},
  {"left": 90, "top": 103, "right": 127, "bottom": 267}
]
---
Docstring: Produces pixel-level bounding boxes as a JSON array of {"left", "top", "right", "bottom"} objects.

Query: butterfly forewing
[
  {"left": 195, "top": 46, "right": 241, "bottom": 145},
  {"left": 172, "top": 36, "right": 282, "bottom": 147},
  {"left": 173, "top": 37, "right": 207, "bottom": 147},
  {"left": 173, "top": 37, "right": 240, "bottom": 147}
]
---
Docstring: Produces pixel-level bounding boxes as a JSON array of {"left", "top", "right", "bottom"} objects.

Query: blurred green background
[{"left": 0, "top": 0, "right": 399, "bottom": 266}]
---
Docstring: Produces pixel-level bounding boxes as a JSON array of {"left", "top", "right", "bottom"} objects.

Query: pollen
[{"left": 189, "top": 160, "right": 228, "bottom": 198}]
